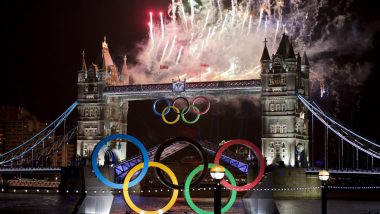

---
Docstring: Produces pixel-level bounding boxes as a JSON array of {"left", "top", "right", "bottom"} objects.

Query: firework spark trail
[
  {"left": 264, "top": 15, "right": 268, "bottom": 37},
  {"left": 273, "top": 20, "right": 280, "bottom": 49},
  {"left": 160, "top": 41, "right": 169, "bottom": 62},
  {"left": 256, "top": 8, "right": 264, "bottom": 33},
  {"left": 201, "top": 10, "right": 211, "bottom": 36},
  {"left": 129, "top": 0, "right": 373, "bottom": 99},
  {"left": 167, "top": 35, "right": 177, "bottom": 61},
  {"left": 241, "top": 12, "right": 248, "bottom": 34},
  {"left": 217, "top": 0, "right": 222, "bottom": 17},
  {"left": 180, "top": 1, "right": 188, "bottom": 30},
  {"left": 149, "top": 12, "right": 154, "bottom": 46},
  {"left": 171, "top": 0, "right": 176, "bottom": 21},
  {"left": 160, "top": 12, "right": 165, "bottom": 40},
  {"left": 247, "top": 15, "right": 252, "bottom": 35},
  {"left": 176, "top": 46, "right": 184, "bottom": 65},
  {"left": 189, "top": 0, "right": 195, "bottom": 29}
]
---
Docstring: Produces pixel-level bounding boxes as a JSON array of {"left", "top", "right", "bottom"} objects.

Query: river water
[{"left": 0, "top": 193, "right": 379, "bottom": 213}]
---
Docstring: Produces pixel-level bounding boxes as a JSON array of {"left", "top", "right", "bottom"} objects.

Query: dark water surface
[{"left": 0, "top": 193, "right": 379, "bottom": 213}]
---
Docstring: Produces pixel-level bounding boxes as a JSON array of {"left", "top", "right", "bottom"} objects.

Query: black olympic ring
[
  {"left": 153, "top": 137, "right": 209, "bottom": 190},
  {"left": 152, "top": 96, "right": 211, "bottom": 124}
]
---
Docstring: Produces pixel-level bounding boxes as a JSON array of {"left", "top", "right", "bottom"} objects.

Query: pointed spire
[
  {"left": 260, "top": 38, "right": 270, "bottom": 61},
  {"left": 102, "top": 36, "right": 108, "bottom": 49},
  {"left": 276, "top": 33, "right": 290, "bottom": 58},
  {"left": 287, "top": 41, "right": 296, "bottom": 59},
  {"left": 123, "top": 55, "right": 127, "bottom": 65},
  {"left": 121, "top": 55, "right": 129, "bottom": 85},
  {"left": 301, "top": 51, "right": 310, "bottom": 66},
  {"left": 101, "top": 36, "right": 115, "bottom": 70},
  {"left": 81, "top": 50, "right": 87, "bottom": 71}
]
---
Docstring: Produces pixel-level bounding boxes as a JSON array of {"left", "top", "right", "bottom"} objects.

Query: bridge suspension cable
[
  {"left": 0, "top": 102, "right": 78, "bottom": 166},
  {"left": 298, "top": 95, "right": 380, "bottom": 160}
]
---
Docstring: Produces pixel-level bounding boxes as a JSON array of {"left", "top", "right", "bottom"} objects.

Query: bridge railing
[{"left": 104, "top": 79, "right": 261, "bottom": 93}]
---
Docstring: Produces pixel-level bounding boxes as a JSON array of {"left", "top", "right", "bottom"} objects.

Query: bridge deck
[
  {"left": 0, "top": 167, "right": 61, "bottom": 173},
  {"left": 104, "top": 79, "right": 261, "bottom": 100}
]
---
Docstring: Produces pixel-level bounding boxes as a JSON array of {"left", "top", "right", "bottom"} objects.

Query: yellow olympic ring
[
  {"left": 123, "top": 162, "right": 179, "bottom": 214},
  {"left": 161, "top": 106, "right": 180, "bottom": 125}
]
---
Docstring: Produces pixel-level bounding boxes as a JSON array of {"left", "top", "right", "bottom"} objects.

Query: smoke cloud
[{"left": 125, "top": 0, "right": 376, "bottom": 101}]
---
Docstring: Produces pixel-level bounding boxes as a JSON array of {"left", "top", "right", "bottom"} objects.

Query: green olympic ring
[
  {"left": 153, "top": 96, "right": 210, "bottom": 124},
  {"left": 184, "top": 164, "right": 237, "bottom": 214}
]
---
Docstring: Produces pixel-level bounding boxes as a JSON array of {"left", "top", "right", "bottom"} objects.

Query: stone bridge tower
[
  {"left": 261, "top": 34, "right": 310, "bottom": 167},
  {"left": 77, "top": 39, "right": 129, "bottom": 165},
  {"left": 77, "top": 51, "right": 106, "bottom": 160}
]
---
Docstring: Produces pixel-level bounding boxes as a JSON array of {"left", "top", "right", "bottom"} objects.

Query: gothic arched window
[
  {"left": 276, "top": 104, "right": 281, "bottom": 111},
  {"left": 270, "top": 104, "right": 274, "bottom": 111},
  {"left": 282, "top": 104, "right": 286, "bottom": 111}
]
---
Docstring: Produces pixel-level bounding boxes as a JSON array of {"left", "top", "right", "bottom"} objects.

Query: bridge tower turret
[
  {"left": 261, "top": 34, "right": 309, "bottom": 167},
  {"left": 77, "top": 51, "right": 106, "bottom": 161}
]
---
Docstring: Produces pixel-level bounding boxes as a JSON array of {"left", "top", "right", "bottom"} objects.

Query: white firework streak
[{"left": 129, "top": 0, "right": 362, "bottom": 100}]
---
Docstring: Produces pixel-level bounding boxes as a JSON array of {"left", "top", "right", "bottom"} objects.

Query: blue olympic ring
[
  {"left": 91, "top": 134, "right": 149, "bottom": 189},
  {"left": 152, "top": 97, "right": 171, "bottom": 116}
]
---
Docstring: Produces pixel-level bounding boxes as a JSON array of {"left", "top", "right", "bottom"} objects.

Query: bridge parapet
[{"left": 103, "top": 79, "right": 262, "bottom": 99}]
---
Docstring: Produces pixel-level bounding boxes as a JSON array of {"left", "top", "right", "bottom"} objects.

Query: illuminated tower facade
[
  {"left": 77, "top": 38, "right": 129, "bottom": 165},
  {"left": 77, "top": 51, "right": 106, "bottom": 160},
  {"left": 261, "top": 34, "right": 310, "bottom": 167}
]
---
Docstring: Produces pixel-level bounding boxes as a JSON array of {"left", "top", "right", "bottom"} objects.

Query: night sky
[{"left": 1, "top": 0, "right": 379, "bottom": 148}]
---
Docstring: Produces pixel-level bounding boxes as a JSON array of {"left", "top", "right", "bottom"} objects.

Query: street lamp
[
  {"left": 318, "top": 169, "right": 330, "bottom": 214},
  {"left": 210, "top": 165, "right": 225, "bottom": 214}
]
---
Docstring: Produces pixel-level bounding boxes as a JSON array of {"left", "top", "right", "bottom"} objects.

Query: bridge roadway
[
  {"left": 0, "top": 167, "right": 61, "bottom": 173},
  {"left": 104, "top": 79, "right": 262, "bottom": 100}
]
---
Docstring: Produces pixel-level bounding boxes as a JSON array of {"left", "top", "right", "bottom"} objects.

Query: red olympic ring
[
  {"left": 153, "top": 96, "right": 210, "bottom": 124},
  {"left": 214, "top": 139, "right": 265, "bottom": 191},
  {"left": 191, "top": 96, "right": 210, "bottom": 115}
]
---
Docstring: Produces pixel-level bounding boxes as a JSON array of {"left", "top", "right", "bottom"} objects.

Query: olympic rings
[
  {"left": 91, "top": 134, "right": 149, "bottom": 189},
  {"left": 184, "top": 164, "right": 237, "bottom": 214},
  {"left": 191, "top": 96, "right": 210, "bottom": 115},
  {"left": 92, "top": 135, "right": 265, "bottom": 212},
  {"left": 153, "top": 97, "right": 171, "bottom": 116},
  {"left": 152, "top": 96, "right": 210, "bottom": 124},
  {"left": 173, "top": 96, "right": 190, "bottom": 114},
  {"left": 214, "top": 139, "right": 265, "bottom": 191},
  {"left": 180, "top": 105, "right": 200, "bottom": 124},
  {"left": 154, "top": 137, "right": 208, "bottom": 190},
  {"left": 123, "top": 162, "right": 179, "bottom": 214},
  {"left": 161, "top": 106, "right": 181, "bottom": 124}
]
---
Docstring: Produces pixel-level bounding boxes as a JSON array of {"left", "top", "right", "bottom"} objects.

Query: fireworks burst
[{"left": 128, "top": 0, "right": 373, "bottom": 100}]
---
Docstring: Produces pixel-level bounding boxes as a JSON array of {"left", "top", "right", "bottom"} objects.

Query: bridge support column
[
  {"left": 76, "top": 166, "right": 114, "bottom": 214},
  {"left": 243, "top": 164, "right": 279, "bottom": 214}
]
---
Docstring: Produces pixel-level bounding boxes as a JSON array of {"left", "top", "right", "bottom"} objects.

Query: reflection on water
[
  {"left": 0, "top": 193, "right": 379, "bottom": 214},
  {"left": 110, "top": 194, "right": 245, "bottom": 213},
  {"left": 0, "top": 193, "right": 80, "bottom": 214}
]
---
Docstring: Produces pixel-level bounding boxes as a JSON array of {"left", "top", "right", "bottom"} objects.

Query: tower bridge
[{"left": 0, "top": 34, "right": 379, "bottom": 193}]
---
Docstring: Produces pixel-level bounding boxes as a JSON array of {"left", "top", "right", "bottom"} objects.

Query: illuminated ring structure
[
  {"left": 91, "top": 134, "right": 149, "bottom": 189},
  {"left": 161, "top": 106, "right": 181, "bottom": 125},
  {"left": 214, "top": 139, "right": 265, "bottom": 191},
  {"left": 154, "top": 137, "right": 208, "bottom": 190},
  {"left": 180, "top": 105, "right": 200, "bottom": 124},
  {"left": 153, "top": 96, "right": 210, "bottom": 124},
  {"left": 153, "top": 97, "right": 171, "bottom": 116},
  {"left": 191, "top": 96, "right": 210, "bottom": 115},
  {"left": 173, "top": 96, "right": 190, "bottom": 114},
  {"left": 184, "top": 164, "right": 237, "bottom": 214},
  {"left": 123, "top": 162, "right": 179, "bottom": 214}
]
